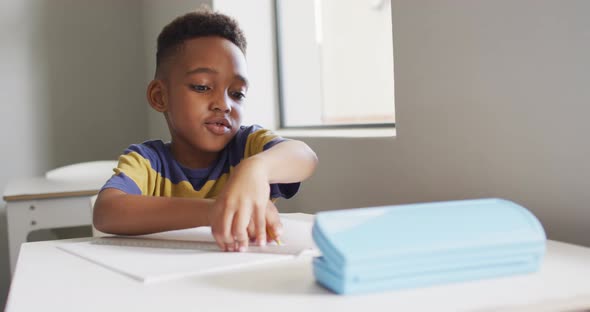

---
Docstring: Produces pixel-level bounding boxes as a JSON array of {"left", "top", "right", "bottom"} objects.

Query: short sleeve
[
  {"left": 100, "top": 143, "right": 160, "bottom": 195},
  {"left": 241, "top": 125, "right": 285, "bottom": 158},
  {"left": 236, "top": 125, "right": 301, "bottom": 199}
]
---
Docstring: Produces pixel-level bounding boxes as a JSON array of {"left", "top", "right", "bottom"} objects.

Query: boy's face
[{"left": 161, "top": 36, "right": 248, "bottom": 155}]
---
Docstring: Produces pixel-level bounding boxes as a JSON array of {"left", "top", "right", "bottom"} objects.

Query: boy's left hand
[
  {"left": 247, "top": 200, "right": 282, "bottom": 244},
  {"left": 209, "top": 157, "right": 271, "bottom": 252}
]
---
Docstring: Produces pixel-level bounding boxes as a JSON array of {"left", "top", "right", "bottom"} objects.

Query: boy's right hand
[
  {"left": 207, "top": 158, "right": 271, "bottom": 252},
  {"left": 208, "top": 199, "right": 281, "bottom": 252}
]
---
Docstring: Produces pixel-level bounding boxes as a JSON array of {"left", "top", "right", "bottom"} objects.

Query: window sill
[{"left": 275, "top": 127, "right": 396, "bottom": 138}]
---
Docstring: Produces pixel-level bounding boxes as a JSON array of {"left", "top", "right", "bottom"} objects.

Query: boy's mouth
[{"left": 204, "top": 118, "right": 231, "bottom": 135}]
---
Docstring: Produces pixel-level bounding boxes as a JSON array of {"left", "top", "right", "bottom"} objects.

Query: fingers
[
  {"left": 247, "top": 217, "right": 256, "bottom": 242},
  {"left": 267, "top": 223, "right": 283, "bottom": 243},
  {"left": 266, "top": 201, "right": 283, "bottom": 243},
  {"left": 253, "top": 202, "right": 266, "bottom": 246},
  {"left": 211, "top": 201, "right": 263, "bottom": 252},
  {"left": 211, "top": 209, "right": 234, "bottom": 252},
  {"left": 231, "top": 209, "right": 250, "bottom": 252}
]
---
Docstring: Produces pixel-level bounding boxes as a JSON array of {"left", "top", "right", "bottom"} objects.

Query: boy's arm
[
  {"left": 93, "top": 188, "right": 213, "bottom": 235},
  {"left": 210, "top": 140, "right": 318, "bottom": 251},
  {"left": 246, "top": 140, "right": 318, "bottom": 184}
]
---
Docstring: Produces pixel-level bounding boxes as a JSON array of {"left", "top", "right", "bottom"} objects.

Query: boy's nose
[{"left": 211, "top": 94, "right": 232, "bottom": 113}]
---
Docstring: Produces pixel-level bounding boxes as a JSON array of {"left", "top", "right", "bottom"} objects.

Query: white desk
[
  {"left": 3, "top": 177, "right": 106, "bottom": 274},
  {"left": 6, "top": 217, "right": 590, "bottom": 311}
]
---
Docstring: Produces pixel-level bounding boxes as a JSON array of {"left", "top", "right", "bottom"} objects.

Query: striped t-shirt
[{"left": 101, "top": 125, "right": 300, "bottom": 200}]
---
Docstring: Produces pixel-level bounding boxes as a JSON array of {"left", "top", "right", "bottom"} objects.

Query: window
[{"left": 275, "top": 0, "right": 395, "bottom": 129}]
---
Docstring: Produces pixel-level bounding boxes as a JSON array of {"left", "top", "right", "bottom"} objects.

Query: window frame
[{"left": 272, "top": 0, "right": 396, "bottom": 131}]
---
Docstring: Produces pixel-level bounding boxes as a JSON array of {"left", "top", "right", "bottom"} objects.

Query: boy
[{"left": 93, "top": 10, "right": 318, "bottom": 252}]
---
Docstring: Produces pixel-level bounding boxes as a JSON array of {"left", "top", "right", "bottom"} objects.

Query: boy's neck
[{"left": 169, "top": 140, "right": 219, "bottom": 169}]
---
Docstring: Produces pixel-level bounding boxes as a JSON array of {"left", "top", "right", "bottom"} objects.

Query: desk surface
[
  {"left": 6, "top": 215, "right": 590, "bottom": 312},
  {"left": 3, "top": 177, "right": 105, "bottom": 201}
]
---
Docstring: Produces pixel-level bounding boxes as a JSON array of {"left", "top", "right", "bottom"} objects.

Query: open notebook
[{"left": 58, "top": 216, "right": 317, "bottom": 283}]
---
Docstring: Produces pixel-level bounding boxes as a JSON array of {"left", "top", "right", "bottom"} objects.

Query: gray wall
[
  {"left": 281, "top": 0, "right": 590, "bottom": 248},
  {"left": 0, "top": 0, "right": 148, "bottom": 307}
]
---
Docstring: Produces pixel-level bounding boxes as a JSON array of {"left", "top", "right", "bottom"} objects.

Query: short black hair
[{"left": 155, "top": 9, "right": 247, "bottom": 78}]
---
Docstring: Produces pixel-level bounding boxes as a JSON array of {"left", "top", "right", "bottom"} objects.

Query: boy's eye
[
  {"left": 231, "top": 91, "right": 246, "bottom": 100},
  {"left": 189, "top": 84, "right": 211, "bottom": 92}
]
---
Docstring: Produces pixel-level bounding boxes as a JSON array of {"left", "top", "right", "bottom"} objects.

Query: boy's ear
[{"left": 147, "top": 79, "right": 168, "bottom": 112}]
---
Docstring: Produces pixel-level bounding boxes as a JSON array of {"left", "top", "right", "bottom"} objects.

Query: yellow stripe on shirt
[{"left": 114, "top": 151, "right": 230, "bottom": 198}]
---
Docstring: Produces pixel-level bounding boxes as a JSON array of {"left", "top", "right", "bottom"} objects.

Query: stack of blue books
[{"left": 312, "top": 198, "right": 546, "bottom": 294}]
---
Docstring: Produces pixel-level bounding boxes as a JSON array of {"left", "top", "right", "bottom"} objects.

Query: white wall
[
  {"left": 0, "top": 0, "right": 148, "bottom": 307},
  {"left": 280, "top": 0, "right": 590, "bottom": 248}
]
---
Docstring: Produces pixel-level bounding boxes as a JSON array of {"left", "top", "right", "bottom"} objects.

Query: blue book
[{"left": 312, "top": 198, "right": 546, "bottom": 294}]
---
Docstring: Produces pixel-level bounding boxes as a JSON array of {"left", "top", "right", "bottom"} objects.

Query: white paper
[{"left": 57, "top": 218, "right": 317, "bottom": 283}]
